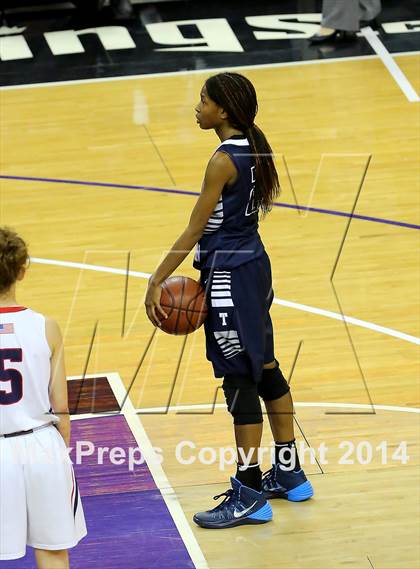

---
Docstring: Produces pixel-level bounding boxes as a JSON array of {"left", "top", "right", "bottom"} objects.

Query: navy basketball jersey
[{"left": 193, "top": 135, "right": 265, "bottom": 270}]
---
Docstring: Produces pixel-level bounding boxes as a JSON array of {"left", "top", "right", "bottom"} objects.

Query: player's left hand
[{"left": 145, "top": 280, "right": 168, "bottom": 327}]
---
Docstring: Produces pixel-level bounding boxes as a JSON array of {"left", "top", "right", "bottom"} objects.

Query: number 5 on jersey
[{"left": 0, "top": 349, "right": 23, "bottom": 405}]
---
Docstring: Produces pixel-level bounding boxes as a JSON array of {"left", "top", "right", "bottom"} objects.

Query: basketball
[{"left": 159, "top": 276, "right": 208, "bottom": 335}]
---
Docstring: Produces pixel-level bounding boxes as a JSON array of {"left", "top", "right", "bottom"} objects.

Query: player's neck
[
  {"left": 215, "top": 124, "right": 244, "bottom": 142},
  {"left": 0, "top": 286, "right": 19, "bottom": 307}
]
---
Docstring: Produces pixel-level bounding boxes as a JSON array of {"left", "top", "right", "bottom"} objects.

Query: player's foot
[
  {"left": 262, "top": 465, "right": 314, "bottom": 502},
  {"left": 193, "top": 477, "right": 272, "bottom": 529}
]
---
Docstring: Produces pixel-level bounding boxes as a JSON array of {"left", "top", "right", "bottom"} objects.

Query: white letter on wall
[
  {"left": 146, "top": 18, "right": 243, "bottom": 52},
  {"left": 0, "top": 36, "right": 33, "bottom": 60},
  {"left": 382, "top": 21, "right": 420, "bottom": 34},
  {"left": 246, "top": 14, "right": 321, "bottom": 40},
  {"left": 44, "top": 26, "right": 136, "bottom": 56}
]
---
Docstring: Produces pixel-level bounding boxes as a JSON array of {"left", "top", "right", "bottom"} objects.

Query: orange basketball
[{"left": 159, "top": 276, "right": 208, "bottom": 335}]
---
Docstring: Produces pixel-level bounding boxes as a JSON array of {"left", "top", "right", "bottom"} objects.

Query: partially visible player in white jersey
[{"left": 0, "top": 227, "right": 87, "bottom": 568}]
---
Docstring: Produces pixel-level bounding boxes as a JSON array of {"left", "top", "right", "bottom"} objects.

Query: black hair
[{"left": 205, "top": 72, "right": 280, "bottom": 215}]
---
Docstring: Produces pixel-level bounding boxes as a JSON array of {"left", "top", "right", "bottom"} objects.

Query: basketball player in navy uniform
[
  {"left": 0, "top": 228, "right": 86, "bottom": 566},
  {"left": 145, "top": 72, "right": 314, "bottom": 529}
]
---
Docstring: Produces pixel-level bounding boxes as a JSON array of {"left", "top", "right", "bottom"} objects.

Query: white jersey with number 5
[
  {"left": 0, "top": 305, "right": 87, "bottom": 561},
  {"left": 0, "top": 306, "right": 56, "bottom": 435}
]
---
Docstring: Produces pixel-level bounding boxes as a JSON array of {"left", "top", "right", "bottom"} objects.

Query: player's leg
[
  {"left": 256, "top": 252, "right": 313, "bottom": 501},
  {"left": 225, "top": 373, "right": 264, "bottom": 490},
  {"left": 194, "top": 375, "right": 272, "bottom": 529},
  {"left": 234, "top": 422, "right": 264, "bottom": 502},
  {"left": 263, "top": 360, "right": 295, "bottom": 442},
  {"left": 234, "top": 423, "right": 262, "bottom": 467},
  {"left": 25, "top": 427, "right": 87, "bottom": 556},
  {"left": 34, "top": 549, "right": 69, "bottom": 569},
  {"left": 193, "top": 266, "right": 272, "bottom": 529},
  {"left": 0, "top": 438, "right": 27, "bottom": 561},
  {"left": 258, "top": 348, "right": 314, "bottom": 501}
]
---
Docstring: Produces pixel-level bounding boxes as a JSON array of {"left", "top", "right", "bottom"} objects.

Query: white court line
[
  {"left": 0, "top": 50, "right": 418, "bottom": 91},
  {"left": 271, "top": 297, "right": 420, "bottom": 345},
  {"left": 134, "top": 402, "right": 420, "bottom": 415},
  {"left": 66, "top": 376, "right": 419, "bottom": 415},
  {"left": 32, "top": 256, "right": 151, "bottom": 279},
  {"left": 107, "top": 373, "right": 209, "bottom": 569},
  {"left": 361, "top": 27, "right": 420, "bottom": 102},
  {"left": 31, "top": 256, "right": 420, "bottom": 346},
  {"left": 70, "top": 412, "right": 111, "bottom": 421}
]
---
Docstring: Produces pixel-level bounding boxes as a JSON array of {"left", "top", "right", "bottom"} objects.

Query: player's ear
[{"left": 220, "top": 107, "right": 229, "bottom": 120}]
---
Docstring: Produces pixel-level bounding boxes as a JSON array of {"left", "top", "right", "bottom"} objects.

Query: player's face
[{"left": 195, "top": 86, "right": 225, "bottom": 130}]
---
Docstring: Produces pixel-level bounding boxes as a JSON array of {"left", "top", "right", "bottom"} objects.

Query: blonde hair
[{"left": 0, "top": 227, "right": 28, "bottom": 293}]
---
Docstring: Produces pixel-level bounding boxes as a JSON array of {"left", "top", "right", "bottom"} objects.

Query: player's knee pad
[
  {"left": 257, "top": 361, "right": 290, "bottom": 401},
  {"left": 222, "top": 374, "right": 263, "bottom": 425}
]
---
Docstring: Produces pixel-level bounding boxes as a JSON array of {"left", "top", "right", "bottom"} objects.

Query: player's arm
[
  {"left": 145, "top": 151, "right": 236, "bottom": 326},
  {"left": 46, "top": 317, "right": 70, "bottom": 447}
]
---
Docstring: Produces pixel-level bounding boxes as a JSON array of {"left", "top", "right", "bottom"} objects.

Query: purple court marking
[
  {"left": 2, "top": 415, "right": 195, "bottom": 569},
  {"left": 1, "top": 174, "right": 419, "bottom": 230}
]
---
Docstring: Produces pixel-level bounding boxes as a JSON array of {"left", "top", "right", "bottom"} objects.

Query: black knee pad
[
  {"left": 222, "top": 374, "right": 263, "bottom": 425},
  {"left": 257, "top": 361, "right": 290, "bottom": 401}
]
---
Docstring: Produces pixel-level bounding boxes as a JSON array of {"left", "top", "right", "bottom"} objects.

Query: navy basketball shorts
[{"left": 201, "top": 251, "right": 275, "bottom": 383}]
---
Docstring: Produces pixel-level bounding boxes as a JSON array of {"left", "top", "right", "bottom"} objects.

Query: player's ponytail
[
  {"left": 245, "top": 123, "right": 279, "bottom": 215},
  {"left": 205, "top": 72, "right": 280, "bottom": 216},
  {"left": 0, "top": 227, "right": 28, "bottom": 293}
]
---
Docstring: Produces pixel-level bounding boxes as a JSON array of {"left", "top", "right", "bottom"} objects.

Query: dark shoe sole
[
  {"left": 264, "top": 480, "right": 314, "bottom": 502},
  {"left": 193, "top": 501, "right": 273, "bottom": 528}
]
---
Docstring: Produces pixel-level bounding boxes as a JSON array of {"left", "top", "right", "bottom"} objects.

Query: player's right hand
[{"left": 145, "top": 280, "right": 168, "bottom": 327}]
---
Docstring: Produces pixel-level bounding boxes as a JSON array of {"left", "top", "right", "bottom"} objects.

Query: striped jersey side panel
[{"left": 203, "top": 197, "right": 223, "bottom": 234}]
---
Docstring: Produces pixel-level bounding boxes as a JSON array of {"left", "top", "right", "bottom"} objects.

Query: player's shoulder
[
  {"left": 25, "top": 310, "right": 59, "bottom": 335},
  {"left": 44, "top": 316, "right": 63, "bottom": 354},
  {"left": 44, "top": 316, "right": 61, "bottom": 335},
  {"left": 204, "top": 150, "right": 237, "bottom": 181},
  {"left": 26, "top": 307, "right": 52, "bottom": 322},
  {"left": 210, "top": 150, "right": 236, "bottom": 168}
]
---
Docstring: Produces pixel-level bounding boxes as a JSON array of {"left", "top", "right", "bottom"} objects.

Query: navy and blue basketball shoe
[
  {"left": 193, "top": 477, "right": 272, "bottom": 529},
  {"left": 262, "top": 465, "right": 314, "bottom": 502}
]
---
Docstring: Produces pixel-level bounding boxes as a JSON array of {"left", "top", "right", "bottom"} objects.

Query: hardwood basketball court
[{"left": 0, "top": 2, "right": 419, "bottom": 568}]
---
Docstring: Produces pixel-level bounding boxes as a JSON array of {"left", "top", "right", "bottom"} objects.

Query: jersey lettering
[
  {"left": 0, "top": 348, "right": 23, "bottom": 405},
  {"left": 245, "top": 165, "right": 258, "bottom": 216},
  {"left": 219, "top": 312, "right": 228, "bottom": 326}
]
